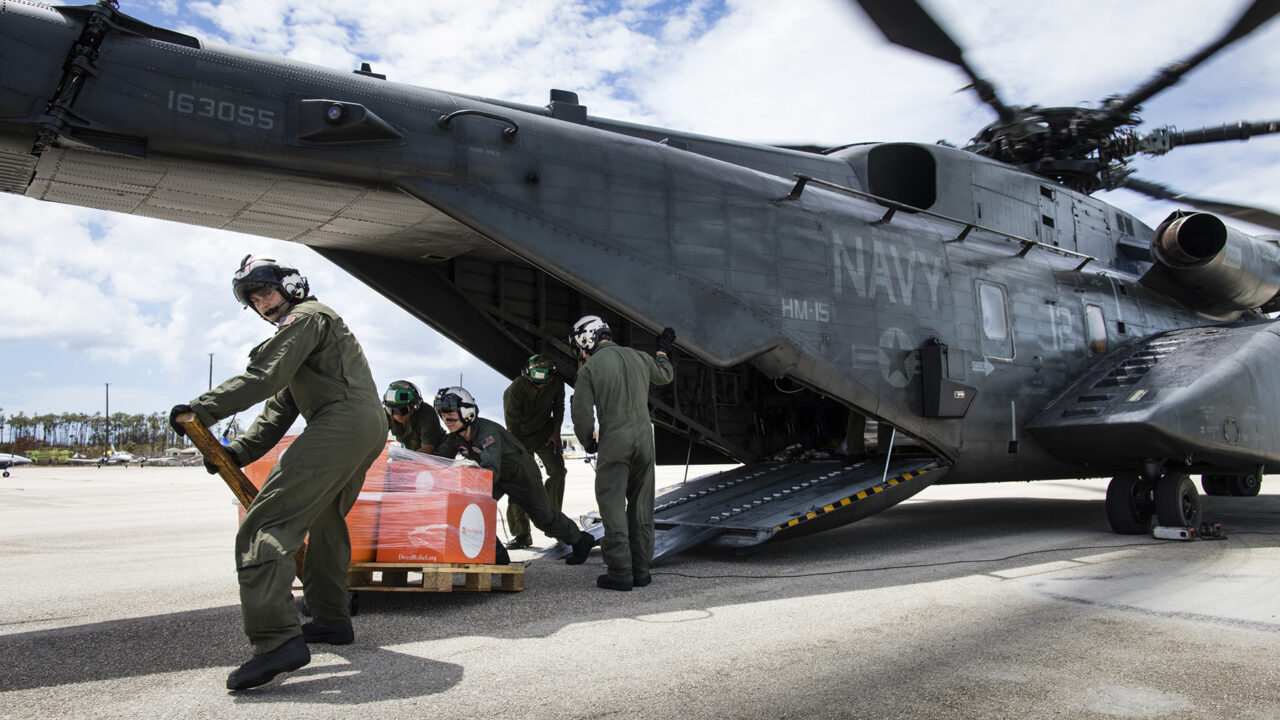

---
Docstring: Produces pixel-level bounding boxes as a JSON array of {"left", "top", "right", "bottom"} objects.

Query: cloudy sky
[{"left": 1, "top": 0, "right": 1277, "bottom": 431}]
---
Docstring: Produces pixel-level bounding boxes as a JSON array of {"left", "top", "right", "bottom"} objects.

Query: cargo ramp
[{"left": 581, "top": 457, "right": 948, "bottom": 565}]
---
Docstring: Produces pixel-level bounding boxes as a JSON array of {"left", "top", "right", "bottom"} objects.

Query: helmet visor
[{"left": 233, "top": 280, "right": 276, "bottom": 306}]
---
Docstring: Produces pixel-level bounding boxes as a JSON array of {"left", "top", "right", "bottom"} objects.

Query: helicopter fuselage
[{"left": 2, "top": 0, "right": 1277, "bottom": 491}]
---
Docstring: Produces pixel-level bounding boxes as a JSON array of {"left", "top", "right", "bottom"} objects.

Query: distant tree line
[{"left": 0, "top": 406, "right": 240, "bottom": 457}]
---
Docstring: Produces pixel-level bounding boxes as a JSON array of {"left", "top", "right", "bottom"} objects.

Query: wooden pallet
[{"left": 346, "top": 562, "right": 524, "bottom": 592}]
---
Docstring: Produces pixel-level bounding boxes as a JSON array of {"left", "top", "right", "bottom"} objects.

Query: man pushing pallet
[{"left": 170, "top": 255, "right": 385, "bottom": 692}]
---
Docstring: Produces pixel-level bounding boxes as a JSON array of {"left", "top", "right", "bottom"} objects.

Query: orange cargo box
[
  {"left": 239, "top": 437, "right": 495, "bottom": 565},
  {"left": 234, "top": 491, "right": 382, "bottom": 563},
  {"left": 346, "top": 494, "right": 380, "bottom": 563},
  {"left": 244, "top": 439, "right": 493, "bottom": 498},
  {"left": 385, "top": 459, "right": 492, "bottom": 496},
  {"left": 374, "top": 492, "right": 496, "bottom": 565}
]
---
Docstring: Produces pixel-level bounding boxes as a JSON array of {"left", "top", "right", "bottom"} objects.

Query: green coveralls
[
  {"left": 389, "top": 407, "right": 446, "bottom": 452},
  {"left": 435, "top": 416, "right": 583, "bottom": 546},
  {"left": 189, "top": 299, "right": 385, "bottom": 655},
  {"left": 570, "top": 342, "right": 673, "bottom": 582},
  {"left": 502, "top": 375, "right": 567, "bottom": 539}
]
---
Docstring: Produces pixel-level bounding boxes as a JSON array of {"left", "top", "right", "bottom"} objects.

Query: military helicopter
[{"left": 2, "top": 0, "right": 1279, "bottom": 560}]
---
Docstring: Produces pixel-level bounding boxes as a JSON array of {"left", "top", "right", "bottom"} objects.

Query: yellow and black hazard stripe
[{"left": 773, "top": 463, "right": 941, "bottom": 531}]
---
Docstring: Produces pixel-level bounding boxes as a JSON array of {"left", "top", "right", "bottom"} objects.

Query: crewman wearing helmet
[
  {"left": 169, "top": 255, "right": 385, "bottom": 691},
  {"left": 432, "top": 386, "right": 596, "bottom": 565},
  {"left": 501, "top": 355, "right": 567, "bottom": 549},
  {"left": 569, "top": 315, "right": 675, "bottom": 591},
  {"left": 383, "top": 380, "right": 444, "bottom": 454}
]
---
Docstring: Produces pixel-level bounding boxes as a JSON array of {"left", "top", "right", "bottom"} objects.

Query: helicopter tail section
[{"left": 1027, "top": 320, "right": 1280, "bottom": 475}]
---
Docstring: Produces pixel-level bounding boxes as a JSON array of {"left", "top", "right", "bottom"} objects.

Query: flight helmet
[
  {"left": 383, "top": 380, "right": 423, "bottom": 416},
  {"left": 569, "top": 315, "right": 611, "bottom": 355},
  {"left": 433, "top": 386, "right": 478, "bottom": 426},
  {"left": 232, "top": 254, "right": 309, "bottom": 308},
  {"left": 524, "top": 354, "right": 556, "bottom": 384}
]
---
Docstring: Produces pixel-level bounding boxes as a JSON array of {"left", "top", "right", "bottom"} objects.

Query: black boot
[
  {"left": 565, "top": 532, "right": 597, "bottom": 565},
  {"left": 633, "top": 573, "right": 652, "bottom": 587},
  {"left": 301, "top": 622, "right": 354, "bottom": 645},
  {"left": 596, "top": 574, "right": 633, "bottom": 591},
  {"left": 226, "top": 636, "right": 310, "bottom": 691},
  {"left": 493, "top": 539, "right": 511, "bottom": 565},
  {"left": 505, "top": 534, "right": 533, "bottom": 549}
]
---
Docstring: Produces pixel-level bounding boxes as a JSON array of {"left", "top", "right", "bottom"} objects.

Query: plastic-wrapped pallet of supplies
[{"left": 238, "top": 438, "right": 497, "bottom": 565}]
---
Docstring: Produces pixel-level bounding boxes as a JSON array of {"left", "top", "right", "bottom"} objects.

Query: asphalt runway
[{"left": 3, "top": 461, "right": 1280, "bottom": 719}]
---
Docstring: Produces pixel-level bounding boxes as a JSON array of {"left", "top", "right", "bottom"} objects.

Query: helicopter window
[
  {"left": 1041, "top": 215, "right": 1055, "bottom": 228},
  {"left": 1086, "top": 304, "right": 1107, "bottom": 354},
  {"left": 978, "top": 283, "right": 1008, "bottom": 340},
  {"left": 1040, "top": 186, "right": 1054, "bottom": 199}
]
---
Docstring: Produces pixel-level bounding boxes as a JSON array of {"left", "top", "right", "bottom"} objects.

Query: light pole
[
  {"left": 104, "top": 383, "right": 110, "bottom": 457},
  {"left": 208, "top": 353, "right": 214, "bottom": 390}
]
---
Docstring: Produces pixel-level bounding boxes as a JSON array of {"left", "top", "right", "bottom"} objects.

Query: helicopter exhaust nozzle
[
  {"left": 1152, "top": 212, "right": 1227, "bottom": 267},
  {"left": 1142, "top": 211, "right": 1280, "bottom": 318}
]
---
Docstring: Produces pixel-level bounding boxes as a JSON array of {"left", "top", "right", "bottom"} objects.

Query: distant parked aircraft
[
  {"left": 67, "top": 447, "right": 137, "bottom": 467},
  {"left": 1, "top": 453, "right": 32, "bottom": 477}
]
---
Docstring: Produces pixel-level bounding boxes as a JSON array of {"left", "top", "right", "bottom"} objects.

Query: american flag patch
[
  {"left": 480, "top": 435, "right": 495, "bottom": 449},
  {"left": 278, "top": 314, "right": 297, "bottom": 327}
]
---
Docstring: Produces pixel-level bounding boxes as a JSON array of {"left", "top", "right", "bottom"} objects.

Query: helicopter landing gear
[
  {"left": 1227, "top": 473, "right": 1261, "bottom": 497},
  {"left": 1154, "top": 472, "right": 1201, "bottom": 528},
  {"left": 1106, "top": 472, "right": 1154, "bottom": 534},
  {"left": 1201, "top": 474, "right": 1230, "bottom": 496},
  {"left": 1202, "top": 473, "right": 1261, "bottom": 497},
  {"left": 1107, "top": 468, "right": 1203, "bottom": 534}
]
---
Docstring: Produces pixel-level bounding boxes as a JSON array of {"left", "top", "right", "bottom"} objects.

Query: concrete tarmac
[{"left": 2, "top": 461, "right": 1280, "bottom": 719}]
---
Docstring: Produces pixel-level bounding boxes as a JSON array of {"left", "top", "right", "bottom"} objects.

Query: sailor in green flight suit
[
  {"left": 169, "top": 256, "right": 385, "bottom": 691},
  {"left": 569, "top": 316, "right": 675, "bottom": 591},
  {"left": 383, "top": 380, "right": 445, "bottom": 453},
  {"left": 502, "top": 355, "right": 568, "bottom": 549},
  {"left": 432, "top": 386, "right": 596, "bottom": 565}
]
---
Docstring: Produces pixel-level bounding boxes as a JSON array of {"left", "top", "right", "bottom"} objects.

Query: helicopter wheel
[
  {"left": 1155, "top": 473, "right": 1201, "bottom": 528},
  {"left": 2, "top": 470, "right": 8, "bottom": 478},
  {"left": 1227, "top": 474, "right": 1261, "bottom": 497},
  {"left": 1105, "top": 472, "right": 1154, "bottom": 535},
  {"left": 1201, "top": 475, "right": 1230, "bottom": 496}
]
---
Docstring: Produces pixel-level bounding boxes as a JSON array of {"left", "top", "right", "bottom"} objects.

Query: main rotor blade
[
  {"left": 1138, "top": 120, "right": 1280, "bottom": 155},
  {"left": 853, "top": 0, "right": 1017, "bottom": 123},
  {"left": 1169, "top": 120, "right": 1280, "bottom": 149},
  {"left": 1122, "top": 177, "right": 1280, "bottom": 233},
  {"left": 1105, "top": 0, "right": 1280, "bottom": 123}
]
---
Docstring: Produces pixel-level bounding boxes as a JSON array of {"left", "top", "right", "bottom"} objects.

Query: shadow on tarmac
[
  {"left": 4, "top": 487, "right": 1279, "bottom": 696},
  {"left": 0, "top": 604, "right": 463, "bottom": 700}
]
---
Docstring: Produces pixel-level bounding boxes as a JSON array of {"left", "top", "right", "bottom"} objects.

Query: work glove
[
  {"left": 582, "top": 438, "right": 598, "bottom": 455},
  {"left": 656, "top": 327, "right": 676, "bottom": 355},
  {"left": 204, "top": 448, "right": 239, "bottom": 475},
  {"left": 169, "top": 404, "right": 194, "bottom": 438}
]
